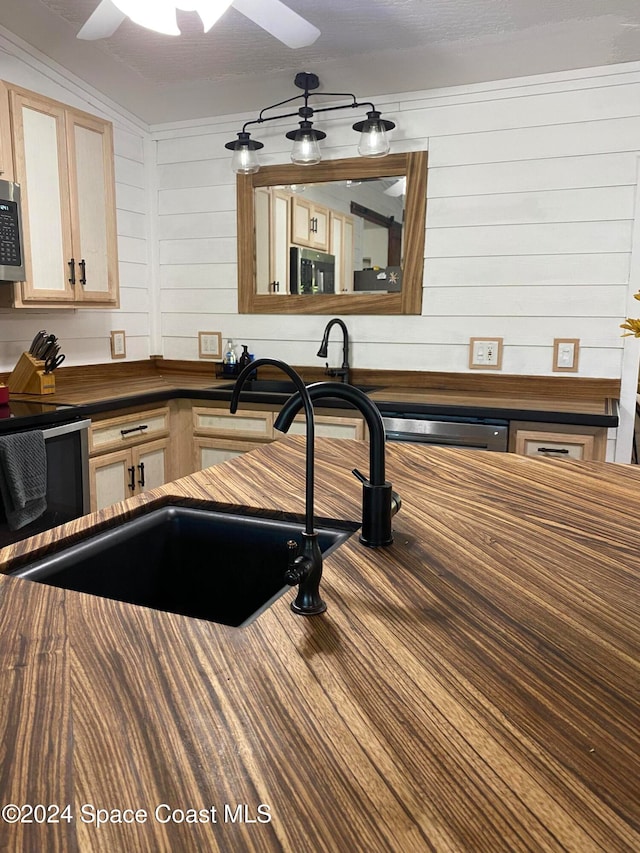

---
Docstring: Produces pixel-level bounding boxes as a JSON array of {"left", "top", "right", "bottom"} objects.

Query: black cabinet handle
[
  {"left": 137, "top": 462, "right": 145, "bottom": 488},
  {"left": 537, "top": 447, "right": 570, "bottom": 454},
  {"left": 120, "top": 424, "right": 149, "bottom": 437},
  {"left": 68, "top": 258, "right": 76, "bottom": 285},
  {"left": 79, "top": 259, "right": 86, "bottom": 285},
  {"left": 127, "top": 465, "right": 135, "bottom": 491}
]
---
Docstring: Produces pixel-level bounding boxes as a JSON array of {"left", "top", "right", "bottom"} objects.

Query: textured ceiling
[{"left": 0, "top": 0, "right": 638, "bottom": 124}]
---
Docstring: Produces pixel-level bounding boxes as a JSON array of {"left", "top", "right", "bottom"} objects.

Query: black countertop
[{"left": 55, "top": 386, "right": 620, "bottom": 429}]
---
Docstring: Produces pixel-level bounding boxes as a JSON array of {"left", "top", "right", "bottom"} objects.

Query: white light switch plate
[
  {"left": 110, "top": 330, "right": 126, "bottom": 359},
  {"left": 198, "top": 331, "right": 222, "bottom": 359},
  {"left": 553, "top": 338, "right": 580, "bottom": 372},
  {"left": 469, "top": 337, "right": 503, "bottom": 370}
]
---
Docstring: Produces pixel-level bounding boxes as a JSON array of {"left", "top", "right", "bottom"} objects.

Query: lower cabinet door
[
  {"left": 133, "top": 438, "right": 168, "bottom": 494},
  {"left": 89, "top": 438, "right": 170, "bottom": 511},
  {"left": 89, "top": 448, "right": 134, "bottom": 512}
]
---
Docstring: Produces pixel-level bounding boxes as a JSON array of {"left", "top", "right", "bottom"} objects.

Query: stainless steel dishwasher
[
  {"left": 381, "top": 413, "right": 509, "bottom": 451},
  {"left": 0, "top": 402, "right": 90, "bottom": 547}
]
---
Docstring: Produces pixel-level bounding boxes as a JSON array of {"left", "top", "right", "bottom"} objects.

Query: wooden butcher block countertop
[
  {"left": 0, "top": 438, "right": 638, "bottom": 851},
  {"left": 3, "top": 359, "right": 619, "bottom": 426}
]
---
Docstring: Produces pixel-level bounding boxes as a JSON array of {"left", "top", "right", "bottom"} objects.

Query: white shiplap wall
[
  {"left": 0, "top": 28, "right": 152, "bottom": 372},
  {"left": 152, "top": 63, "right": 640, "bottom": 461},
  {"left": 0, "top": 25, "right": 637, "bottom": 461}
]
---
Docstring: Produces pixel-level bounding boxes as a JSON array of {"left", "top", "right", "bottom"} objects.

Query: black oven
[{"left": 0, "top": 412, "right": 90, "bottom": 548}]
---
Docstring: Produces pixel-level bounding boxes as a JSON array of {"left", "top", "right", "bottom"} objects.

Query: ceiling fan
[{"left": 77, "top": 0, "right": 321, "bottom": 49}]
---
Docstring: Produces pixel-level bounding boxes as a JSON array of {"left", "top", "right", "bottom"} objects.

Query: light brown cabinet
[
  {"left": 510, "top": 422, "right": 607, "bottom": 462},
  {"left": 192, "top": 403, "right": 274, "bottom": 470},
  {"left": 88, "top": 407, "right": 171, "bottom": 511},
  {"left": 330, "top": 211, "right": 354, "bottom": 292},
  {"left": 278, "top": 413, "right": 365, "bottom": 441},
  {"left": 0, "top": 83, "right": 119, "bottom": 308},
  {"left": 0, "top": 82, "right": 14, "bottom": 181},
  {"left": 89, "top": 438, "right": 169, "bottom": 513},
  {"left": 255, "top": 187, "right": 291, "bottom": 294},
  {"left": 191, "top": 402, "right": 365, "bottom": 471},
  {"left": 291, "top": 195, "right": 329, "bottom": 251}
]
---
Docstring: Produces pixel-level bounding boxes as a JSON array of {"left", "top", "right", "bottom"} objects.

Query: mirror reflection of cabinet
[
  {"left": 330, "top": 211, "right": 354, "bottom": 293},
  {"left": 291, "top": 196, "right": 329, "bottom": 251},
  {"left": 237, "top": 150, "right": 427, "bottom": 315},
  {"left": 255, "top": 187, "right": 290, "bottom": 294}
]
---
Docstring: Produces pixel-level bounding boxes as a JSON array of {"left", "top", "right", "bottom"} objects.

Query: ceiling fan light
[
  {"left": 112, "top": 0, "right": 180, "bottom": 35},
  {"left": 225, "top": 132, "right": 263, "bottom": 174},
  {"left": 286, "top": 121, "right": 325, "bottom": 166},
  {"left": 177, "top": 1, "right": 234, "bottom": 32},
  {"left": 353, "top": 110, "right": 395, "bottom": 158}
]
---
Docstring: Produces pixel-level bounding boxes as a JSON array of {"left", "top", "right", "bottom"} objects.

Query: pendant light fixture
[{"left": 225, "top": 72, "right": 396, "bottom": 174}]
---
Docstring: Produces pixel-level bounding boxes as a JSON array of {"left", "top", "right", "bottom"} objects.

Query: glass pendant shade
[
  {"left": 112, "top": 0, "right": 180, "bottom": 35},
  {"left": 287, "top": 122, "right": 325, "bottom": 166},
  {"left": 226, "top": 132, "right": 263, "bottom": 174},
  {"left": 353, "top": 110, "right": 395, "bottom": 158},
  {"left": 231, "top": 146, "right": 260, "bottom": 174}
]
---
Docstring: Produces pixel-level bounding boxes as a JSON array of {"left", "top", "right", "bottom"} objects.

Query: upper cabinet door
[
  {"left": 66, "top": 109, "right": 119, "bottom": 305},
  {"left": 290, "top": 195, "right": 329, "bottom": 252},
  {"left": 10, "top": 89, "right": 74, "bottom": 303},
  {"left": 0, "top": 82, "right": 14, "bottom": 181},
  {"left": 1, "top": 83, "right": 120, "bottom": 309}
]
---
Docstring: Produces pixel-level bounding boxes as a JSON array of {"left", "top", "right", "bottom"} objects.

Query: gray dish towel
[{"left": 0, "top": 430, "right": 47, "bottom": 530}]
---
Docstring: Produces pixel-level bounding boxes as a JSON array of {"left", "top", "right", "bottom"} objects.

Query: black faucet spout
[
  {"left": 317, "top": 318, "right": 350, "bottom": 384},
  {"left": 274, "top": 382, "right": 401, "bottom": 547},
  {"left": 230, "top": 358, "right": 325, "bottom": 614}
]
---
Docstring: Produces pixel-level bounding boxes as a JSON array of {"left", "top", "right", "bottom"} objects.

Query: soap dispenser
[{"left": 238, "top": 345, "right": 251, "bottom": 369}]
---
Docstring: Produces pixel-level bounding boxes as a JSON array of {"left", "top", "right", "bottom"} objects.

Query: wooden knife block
[{"left": 8, "top": 352, "right": 56, "bottom": 395}]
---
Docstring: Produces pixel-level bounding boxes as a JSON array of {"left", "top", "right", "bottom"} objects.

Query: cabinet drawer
[
  {"left": 514, "top": 430, "right": 597, "bottom": 461},
  {"left": 515, "top": 433, "right": 593, "bottom": 460},
  {"left": 192, "top": 406, "right": 274, "bottom": 440},
  {"left": 284, "top": 414, "right": 364, "bottom": 440},
  {"left": 90, "top": 407, "right": 170, "bottom": 454},
  {"left": 194, "top": 437, "right": 266, "bottom": 471}
]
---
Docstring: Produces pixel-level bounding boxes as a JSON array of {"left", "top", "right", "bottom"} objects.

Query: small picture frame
[
  {"left": 110, "top": 330, "right": 126, "bottom": 359},
  {"left": 198, "top": 331, "right": 222, "bottom": 360}
]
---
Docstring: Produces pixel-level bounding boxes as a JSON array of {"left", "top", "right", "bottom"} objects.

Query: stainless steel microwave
[{"left": 0, "top": 179, "right": 25, "bottom": 281}]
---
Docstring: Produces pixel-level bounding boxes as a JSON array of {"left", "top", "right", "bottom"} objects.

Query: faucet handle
[
  {"left": 284, "top": 539, "right": 305, "bottom": 585},
  {"left": 352, "top": 467, "right": 369, "bottom": 486}
]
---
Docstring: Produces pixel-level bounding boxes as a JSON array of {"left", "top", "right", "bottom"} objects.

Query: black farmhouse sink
[{"left": 10, "top": 505, "right": 357, "bottom": 627}]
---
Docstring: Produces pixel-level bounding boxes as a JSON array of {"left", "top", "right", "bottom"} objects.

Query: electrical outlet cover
[{"left": 469, "top": 337, "right": 503, "bottom": 370}]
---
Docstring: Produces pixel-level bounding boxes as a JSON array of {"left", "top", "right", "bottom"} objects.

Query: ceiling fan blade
[
  {"left": 384, "top": 178, "right": 406, "bottom": 197},
  {"left": 232, "top": 0, "right": 320, "bottom": 49},
  {"left": 77, "top": 0, "right": 127, "bottom": 40}
]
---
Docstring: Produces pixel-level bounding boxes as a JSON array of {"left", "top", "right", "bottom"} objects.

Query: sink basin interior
[
  {"left": 10, "top": 505, "right": 358, "bottom": 627},
  {"left": 217, "top": 379, "right": 380, "bottom": 394}
]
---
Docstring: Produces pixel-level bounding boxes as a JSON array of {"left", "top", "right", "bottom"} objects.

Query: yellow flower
[{"left": 621, "top": 318, "right": 640, "bottom": 337}]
